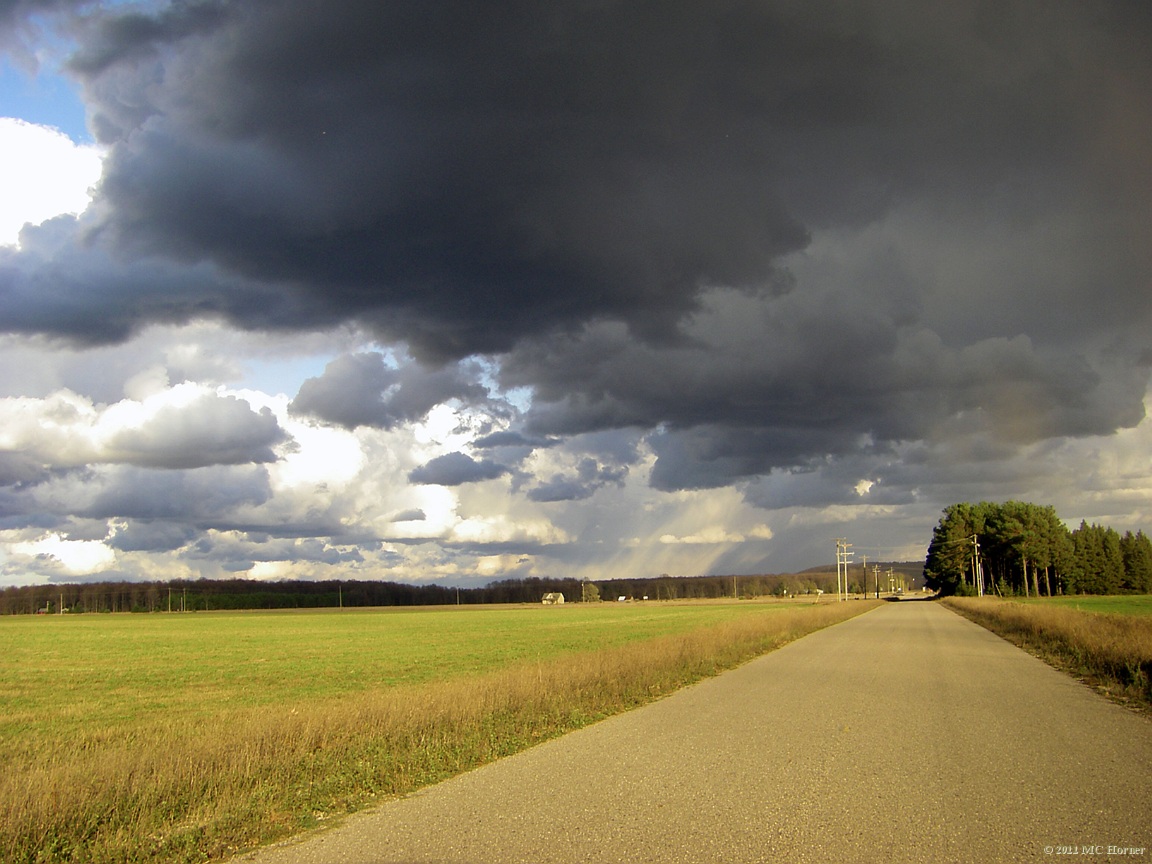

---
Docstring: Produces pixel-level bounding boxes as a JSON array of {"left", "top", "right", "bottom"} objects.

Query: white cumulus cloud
[
  {"left": 0, "top": 118, "right": 103, "bottom": 247},
  {"left": 9, "top": 532, "right": 116, "bottom": 576}
]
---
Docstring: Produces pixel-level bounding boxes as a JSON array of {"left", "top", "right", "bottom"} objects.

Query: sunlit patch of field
[
  {"left": 1006, "top": 594, "right": 1152, "bottom": 617},
  {"left": 0, "top": 599, "right": 878, "bottom": 864}
]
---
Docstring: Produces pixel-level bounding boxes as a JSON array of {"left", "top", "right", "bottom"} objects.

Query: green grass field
[
  {"left": 0, "top": 602, "right": 770, "bottom": 746},
  {"left": 1, "top": 599, "right": 876, "bottom": 864},
  {"left": 1005, "top": 594, "right": 1152, "bottom": 616}
]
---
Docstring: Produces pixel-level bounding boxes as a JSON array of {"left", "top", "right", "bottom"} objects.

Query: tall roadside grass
[
  {"left": 3, "top": 601, "right": 876, "bottom": 864},
  {"left": 943, "top": 597, "right": 1152, "bottom": 710}
]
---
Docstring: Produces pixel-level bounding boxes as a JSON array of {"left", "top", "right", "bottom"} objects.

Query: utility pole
[
  {"left": 971, "top": 535, "right": 985, "bottom": 596},
  {"left": 835, "top": 539, "right": 853, "bottom": 602},
  {"left": 873, "top": 564, "right": 881, "bottom": 599},
  {"left": 835, "top": 539, "right": 843, "bottom": 602},
  {"left": 843, "top": 541, "right": 853, "bottom": 601},
  {"left": 860, "top": 555, "right": 866, "bottom": 600}
]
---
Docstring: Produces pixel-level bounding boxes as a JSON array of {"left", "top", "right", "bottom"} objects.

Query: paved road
[{"left": 238, "top": 600, "right": 1152, "bottom": 863}]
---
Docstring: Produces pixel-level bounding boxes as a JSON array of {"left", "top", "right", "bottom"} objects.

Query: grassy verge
[
  {"left": 942, "top": 596, "right": 1152, "bottom": 712},
  {"left": 2, "top": 600, "right": 876, "bottom": 864},
  {"left": 1005, "top": 594, "right": 1152, "bottom": 616}
]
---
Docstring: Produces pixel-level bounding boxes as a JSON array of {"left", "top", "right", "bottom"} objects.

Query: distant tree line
[
  {"left": 0, "top": 566, "right": 925, "bottom": 615},
  {"left": 923, "top": 501, "right": 1152, "bottom": 597},
  {"left": 0, "top": 576, "right": 583, "bottom": 615}
]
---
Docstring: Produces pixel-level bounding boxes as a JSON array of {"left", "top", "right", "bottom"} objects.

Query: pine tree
[
  {"left": 1119, "top": 530, "right": 1152, "bottom": 594},
  {"left": 1069, "top": 522, "right": 1124, "bottom": 594},
  {"left": 924, "top": 503, "right": 979, "bottom": 595}
]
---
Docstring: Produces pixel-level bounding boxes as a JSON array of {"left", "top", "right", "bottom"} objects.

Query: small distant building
[{"left": 541, "top": 592, "right": 565, "bottom": 605}]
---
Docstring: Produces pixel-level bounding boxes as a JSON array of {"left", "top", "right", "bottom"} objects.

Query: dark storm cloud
[
  {"left": 79, "top": 465, "right": 273, "bottom": 521},
  {"left": 0, "top": 461, "right": 274, "bottom": 546},
  {"left": 0, "top": 452, "right": 48, "bottom": 487},
  {"left": 52, "top": 0, "right": 1145, "bottom": 360},
  {"left": 108, "top": 519, "right": 197, "bottom": 552},
  {"left": 645, "top": 425, "right": 832, "bottom": 493},
  {"left": 528, "top": 458, "right": 628, "bottom": 503},
  {"left": 65, "top": 0, "right": 227, "bottom": 79},
  {"left": 510, "top": 291, "right": 1150, "bottom": 490},
  {"left": 741, "top": 465, "right": 915, "bottom": 512},
  {"left": 473, "top": 431, "right": 559, "bottom": 451},
  {"left": 289, "top": 352, "right": 487, "bottom": 430},
  {"left": 0, "top": 217, "right": 328, "bottom": 346},
  {"left": 2, "top": 0, "right": 1150, "bottom": 506},
  {"left": 184, "top": 533, "right": 364, "bottom": 566},
  {"left": 0, "top": 506, "right": 60, "bottom": 531},
  {"left": 42, "top": 515, "right": 105, "bottom": 542},
  {"left": 55, "top": 0, "right": 872, "bottom": 358},
  {"left": 409, "top": 452, "right": 508, "bottom": 487},
  {"left": 527, "top": 477, "right": 594, "bottom": 504},
  {"left": 106, "top": 392, "right": 286, "bottom": 468}
]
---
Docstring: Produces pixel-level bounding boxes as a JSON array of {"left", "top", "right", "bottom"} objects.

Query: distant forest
[
  {"left": 0, "top": 567, "right": 921, "bottom": 615},
  {"left": 924, "top": 501, "right": 1152, "bottom": 597}
]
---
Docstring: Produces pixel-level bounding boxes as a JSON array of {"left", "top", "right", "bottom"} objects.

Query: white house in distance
[{"left": 541, "top": 592, "right": 565, "bottom": 605}]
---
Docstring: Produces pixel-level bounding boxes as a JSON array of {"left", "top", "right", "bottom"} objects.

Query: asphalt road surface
[{"left": 237, "top": 600, "right": 1152, "bottom": 863}]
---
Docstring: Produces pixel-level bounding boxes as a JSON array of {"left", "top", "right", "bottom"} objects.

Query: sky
[{"left": 0, "top": 0, "right": 1149, "bottom": 588}]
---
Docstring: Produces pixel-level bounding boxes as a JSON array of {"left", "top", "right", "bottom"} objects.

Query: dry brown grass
[
  {"left": 943, "top": 597, "right": 1152, "bottom": 710},
  {"left": 2, "top": 601, "right": 875, "bottom": 864}
]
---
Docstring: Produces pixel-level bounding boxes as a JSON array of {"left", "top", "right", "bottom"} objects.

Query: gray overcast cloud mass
[{"left": 0, "top": 0, "right": 1150, "bottom": 584}]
